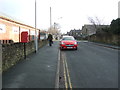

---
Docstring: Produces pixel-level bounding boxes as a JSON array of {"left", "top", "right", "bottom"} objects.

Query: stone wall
[
  {"left": 2, "top": 40, "right": 47, "bottom": 72},
  {"left": 89, "top": 34, "right": 120, "bottom": 46}
]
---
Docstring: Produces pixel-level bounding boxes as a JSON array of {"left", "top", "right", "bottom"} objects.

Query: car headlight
[
  {"left": 74, "top": 42, "right": 77, "bottom": 44},
  {"left": 61, "top": 42, "right": 65, "bottom": 44}
]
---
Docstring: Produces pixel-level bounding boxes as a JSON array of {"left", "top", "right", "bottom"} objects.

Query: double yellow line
[{"left": 62, "top": 52, "right": 72, "bottom": 89}]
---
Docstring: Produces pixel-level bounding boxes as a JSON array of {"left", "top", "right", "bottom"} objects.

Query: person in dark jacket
[{"left": 47, "top": 34, "right": 53, "bottom": 46}]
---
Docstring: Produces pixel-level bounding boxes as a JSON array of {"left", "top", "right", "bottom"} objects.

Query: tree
[
  {"left": 48, "top": 23, "right": 61, "bottom": 35},
  {"left": 88, "top": 16, "right": 105, "bottom": 28},
  {"left": 88, "top": 16, "right": 110, "bottom": 35},
  {"left": 110, "top": 18, "right": 120, "bottom": 34}
]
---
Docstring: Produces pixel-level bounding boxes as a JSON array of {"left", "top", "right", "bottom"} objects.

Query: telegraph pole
[{"left": 54, "top": 22, "right": 55, "bottom": 30}]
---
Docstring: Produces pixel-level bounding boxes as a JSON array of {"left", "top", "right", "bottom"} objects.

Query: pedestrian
[{"left": 47, "top": 34, "right": 53, "bottom": 46}]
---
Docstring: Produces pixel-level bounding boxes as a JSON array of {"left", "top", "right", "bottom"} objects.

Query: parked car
[{"left": 60, "top": 36, "right": 78, "bottom": 50}]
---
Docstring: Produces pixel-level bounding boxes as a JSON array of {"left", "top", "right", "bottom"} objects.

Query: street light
[
  {"left": 50, "top": 7, "right": 52, "bottom": 31},
  {"left": 34, "top": 0, "right": 38, "bottom": 53}
]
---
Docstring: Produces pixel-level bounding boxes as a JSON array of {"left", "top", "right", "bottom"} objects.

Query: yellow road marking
[
  {"left": 62, "top": 53, "right": 68, "bottom": 89},
  {"left": 62, "top": 52, "right": 72, "bottom": 89},
  {"left": 64, "top": 54, "right": 72, "bottom": 89}
]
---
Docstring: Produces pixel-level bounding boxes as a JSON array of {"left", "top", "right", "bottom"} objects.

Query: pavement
[
  {"left": 88, "top": 41, "right": 120, "bottom": 50},
  {"left": 3, "top": 41, "right": 59, "bottom": 88}
]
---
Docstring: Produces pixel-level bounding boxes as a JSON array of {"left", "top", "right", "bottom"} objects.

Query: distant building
[
  {"left": 81, "top": 24, "right": 110, "bottom": 37},
  {"left": 40, "top": 30, "right": 48, "bottom": 40},
  {"left": 67, "top": 29, "right": 82, "bottom": 39}
]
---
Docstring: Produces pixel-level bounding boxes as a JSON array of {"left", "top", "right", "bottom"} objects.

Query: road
[
  {"left": 59, "top": 41, "right": 118, "bottom": 88},
  {"left": 2, "top": 41, "right": 118, "bottom": 88}
]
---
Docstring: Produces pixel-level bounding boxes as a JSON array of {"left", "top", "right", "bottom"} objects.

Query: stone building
[{"left": 81, "top": 24, "right": 110, "bottom": 37}]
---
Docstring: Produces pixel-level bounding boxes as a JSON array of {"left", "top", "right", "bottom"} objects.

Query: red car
[{"left": 60, "top": 36, "right": 78, "bottom": 50}]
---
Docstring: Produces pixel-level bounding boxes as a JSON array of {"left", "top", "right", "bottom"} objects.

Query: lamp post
[
  {"left": 35, "top": 0, "right": 38, "bottom": 53},
  {"left": 49, "top": 7, "right": 52, "bottom": 35}
]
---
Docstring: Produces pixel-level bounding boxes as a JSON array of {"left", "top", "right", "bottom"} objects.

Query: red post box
[{"left": 21, "top": 31, "right": 28, "bottom": 43}]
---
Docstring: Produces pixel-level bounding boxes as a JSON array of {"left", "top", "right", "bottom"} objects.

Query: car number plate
[
  {"left": 66, "top": 45, "right": 74, "bottom": 46},
  {"left": 67, "top": 47, "right": 73, "bottom": 48}
]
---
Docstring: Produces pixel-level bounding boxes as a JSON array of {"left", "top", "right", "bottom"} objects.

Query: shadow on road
[{"left": 60, "top": 49, "right": 78, "bottom": 52}]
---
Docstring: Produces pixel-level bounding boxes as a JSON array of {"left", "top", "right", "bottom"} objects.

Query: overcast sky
[{"left": 0, "top": 0, "right": 119, "bottom": 33}]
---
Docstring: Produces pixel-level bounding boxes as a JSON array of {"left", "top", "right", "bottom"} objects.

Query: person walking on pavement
[{"left": 47, "top": 33, "right": 53, "bottom": 46}]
